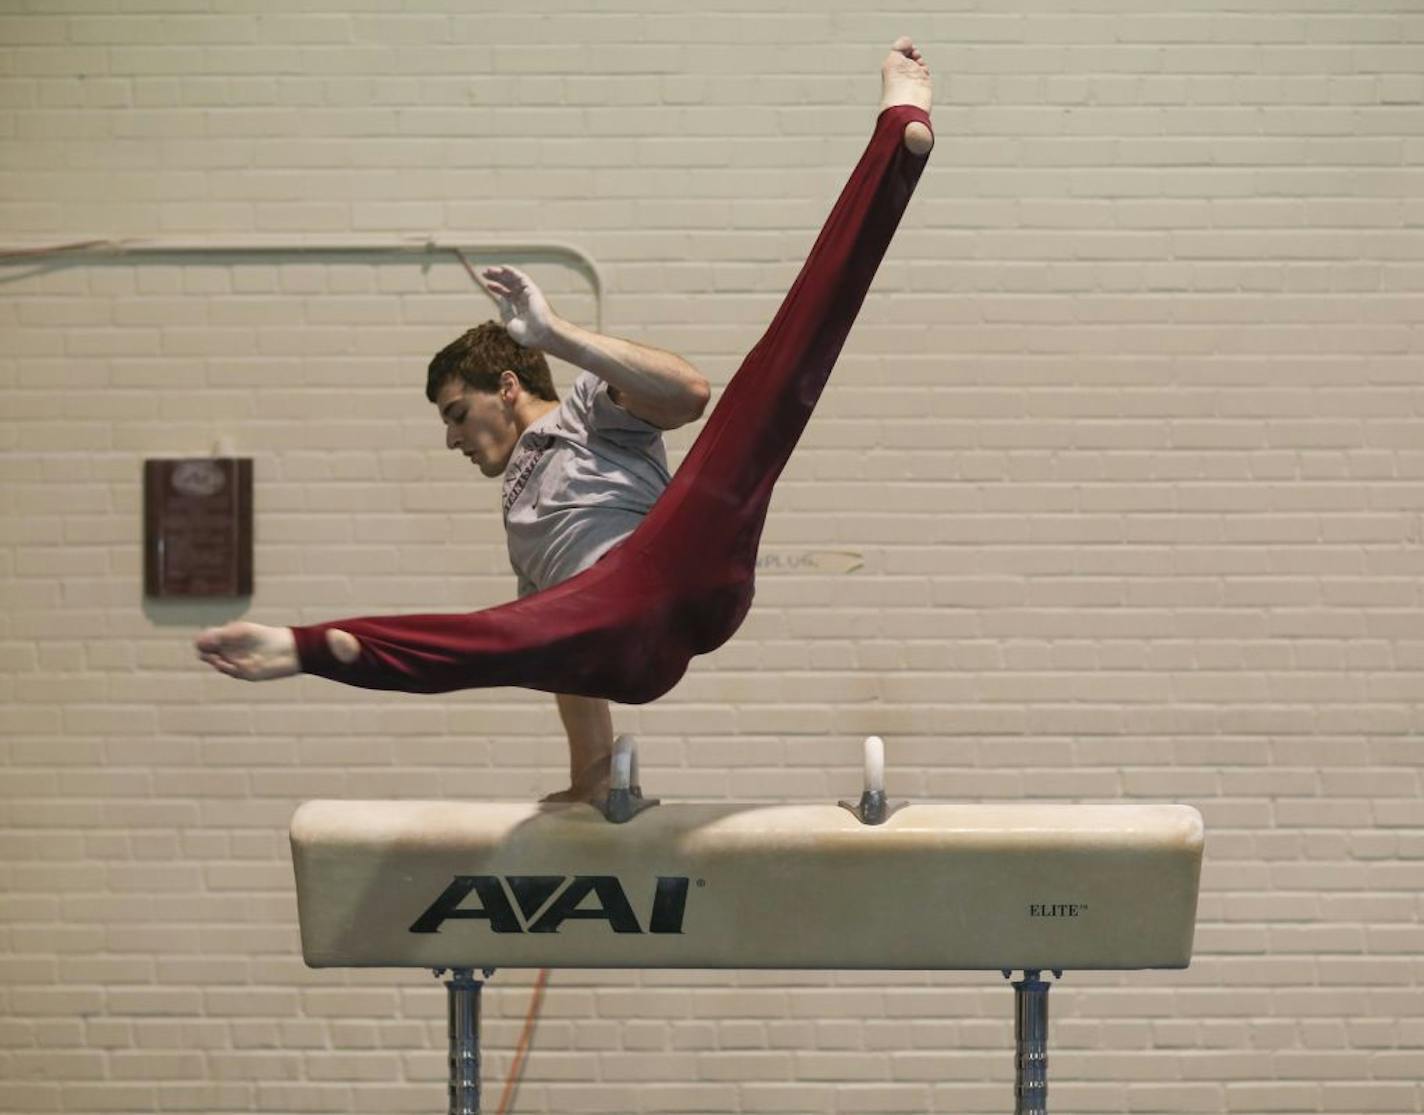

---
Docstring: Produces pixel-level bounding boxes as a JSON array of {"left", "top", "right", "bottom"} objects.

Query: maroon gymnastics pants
[{"left": 292, "top": 105, "right": 932, "bottom": 704}]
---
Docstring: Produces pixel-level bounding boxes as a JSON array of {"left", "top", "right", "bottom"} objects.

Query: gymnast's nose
[{"left": 445, "top": 425, "right": 460, "bottom": 451}]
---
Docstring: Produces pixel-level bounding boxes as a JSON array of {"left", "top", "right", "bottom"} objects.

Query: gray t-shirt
[{"left": 502, "top": 371, "right": 670, "bottom": 597}]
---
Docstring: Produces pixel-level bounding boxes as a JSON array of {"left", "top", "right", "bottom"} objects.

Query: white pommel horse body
[{"left": 290, "top": 739, "right": 1204, "bottom": 1115}]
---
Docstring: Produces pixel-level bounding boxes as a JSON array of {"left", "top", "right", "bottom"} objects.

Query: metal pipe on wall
[{"left": 0, "top": 236, "right": 605, "bottom": 332}]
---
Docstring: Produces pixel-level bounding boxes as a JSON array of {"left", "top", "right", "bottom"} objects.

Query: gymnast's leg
[{"left": 197, "top": 39, "right": 934, "bottom": 704}]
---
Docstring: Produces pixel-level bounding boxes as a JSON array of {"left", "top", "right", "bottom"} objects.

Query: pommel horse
[{"left": 291, "top": 737, "right": 1204, "bottom": 1115}]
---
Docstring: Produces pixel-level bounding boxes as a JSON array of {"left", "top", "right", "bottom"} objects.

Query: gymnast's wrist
[{"left": 531, "top": 313, "right": 578, "bottom": 358}]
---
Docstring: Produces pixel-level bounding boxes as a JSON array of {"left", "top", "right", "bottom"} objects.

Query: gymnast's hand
[
  {"left": 480, "top": 264, "right": 558, "bottom": 350},
  {"left": 195, "top": 621, "right": 302, "bottom": 680},
  {"left": 195, "top": 621, "right": 359, "bottom": 681}
]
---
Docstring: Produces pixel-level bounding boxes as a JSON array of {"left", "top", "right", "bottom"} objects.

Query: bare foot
[
  {"left": 195, "top": 622, "right": 302, "bottom": 680},
  {"left": 880, "top": 36, "right": 934, "bottom": 155}
]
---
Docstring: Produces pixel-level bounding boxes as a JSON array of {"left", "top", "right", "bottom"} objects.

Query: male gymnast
[{"left": 196, "top": 38, "right": 935, "bottom": 803}]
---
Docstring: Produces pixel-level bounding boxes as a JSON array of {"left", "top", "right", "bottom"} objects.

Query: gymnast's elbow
[
  {"left": 644, "top": 371, "right": 710, "bottom": 430},
  {"left": 682, "top": 372, "right": 711, "bottom": 423}
]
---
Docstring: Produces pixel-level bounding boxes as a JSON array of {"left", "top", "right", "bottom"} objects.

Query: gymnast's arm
[
  {"left": 478, "top": 264, "right": 708, "bottom": 430},
  {"left": 554, "top": 692, "right": 616, "bottom": 798},
  {"left": 538, "top": 316, "right": 710, "bottom": 431}
]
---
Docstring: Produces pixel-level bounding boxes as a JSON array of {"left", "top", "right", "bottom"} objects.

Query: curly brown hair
[{"left": 425, "top": 321, "right": 557, "bottom": 403}]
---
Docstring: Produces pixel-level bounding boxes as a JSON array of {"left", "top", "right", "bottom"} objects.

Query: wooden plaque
[{"left": 143, "top": 458, "right": 253, "bottom": 597}]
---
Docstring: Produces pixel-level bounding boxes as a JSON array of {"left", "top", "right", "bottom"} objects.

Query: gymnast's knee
[
  {"left": 607, "top": 664, "right": 689, "bottom": 706},
  {"left": 682, "top": 576, "right": 756, "bottom": 655},
  {"left": 326, "top": 628, "right": 360, "bottom": 664}
]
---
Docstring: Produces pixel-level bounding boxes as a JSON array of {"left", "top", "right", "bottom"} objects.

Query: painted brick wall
[{"left": 2, "top": 2, "right": 1422, "bottom": 1112}]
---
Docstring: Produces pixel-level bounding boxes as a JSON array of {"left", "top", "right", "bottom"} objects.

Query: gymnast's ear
[{"left": 498, "top": 370, "right": 520, "bottom": 404}]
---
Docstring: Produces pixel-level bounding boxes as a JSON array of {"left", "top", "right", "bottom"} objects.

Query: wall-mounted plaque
[{"left": 143, "top": 458, "right": 253, "bottom": 597}]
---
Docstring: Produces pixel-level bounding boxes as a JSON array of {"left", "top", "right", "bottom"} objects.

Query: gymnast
[{"left": 196, "top": 38, "right": 934, "bottom": 802}]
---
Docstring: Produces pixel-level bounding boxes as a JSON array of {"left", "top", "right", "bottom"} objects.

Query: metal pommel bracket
[
  {"left": 838, "top": 735, "right": 906, "bottom": 825},
  {"left": 601, "top": 734, "right": 659, "bottom": 824}
]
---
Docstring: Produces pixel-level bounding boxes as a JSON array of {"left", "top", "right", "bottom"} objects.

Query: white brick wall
[{"left": 2, "top": 2, "right": 1423, "bottom": 1112}]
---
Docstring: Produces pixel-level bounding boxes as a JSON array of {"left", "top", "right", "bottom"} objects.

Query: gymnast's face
[{"left": 436, "top": 375, "right": 522, "bottom": 479}]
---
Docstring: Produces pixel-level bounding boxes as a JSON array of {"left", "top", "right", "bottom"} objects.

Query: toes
[{"left": 886, "top": 36, "right": 931, "bottom": 75}]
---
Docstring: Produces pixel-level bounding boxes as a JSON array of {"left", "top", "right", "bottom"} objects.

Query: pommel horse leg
[
  {"left": 1005, "top": 968, "right": 1056, "bottom": 1115},
  {"left": 437, "top": 967, "right": 1060, "bottom": 1115},
  {"left": 441, "top": 967, "right": 492, "bottom": 1115}
]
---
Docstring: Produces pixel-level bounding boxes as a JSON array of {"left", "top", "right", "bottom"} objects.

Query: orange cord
[
  {"left": 495, "top": 967, "right": 549, "bottom": 1115},
  {"left": 451, "top": 245, "right": 486, "bottom": 289}
]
